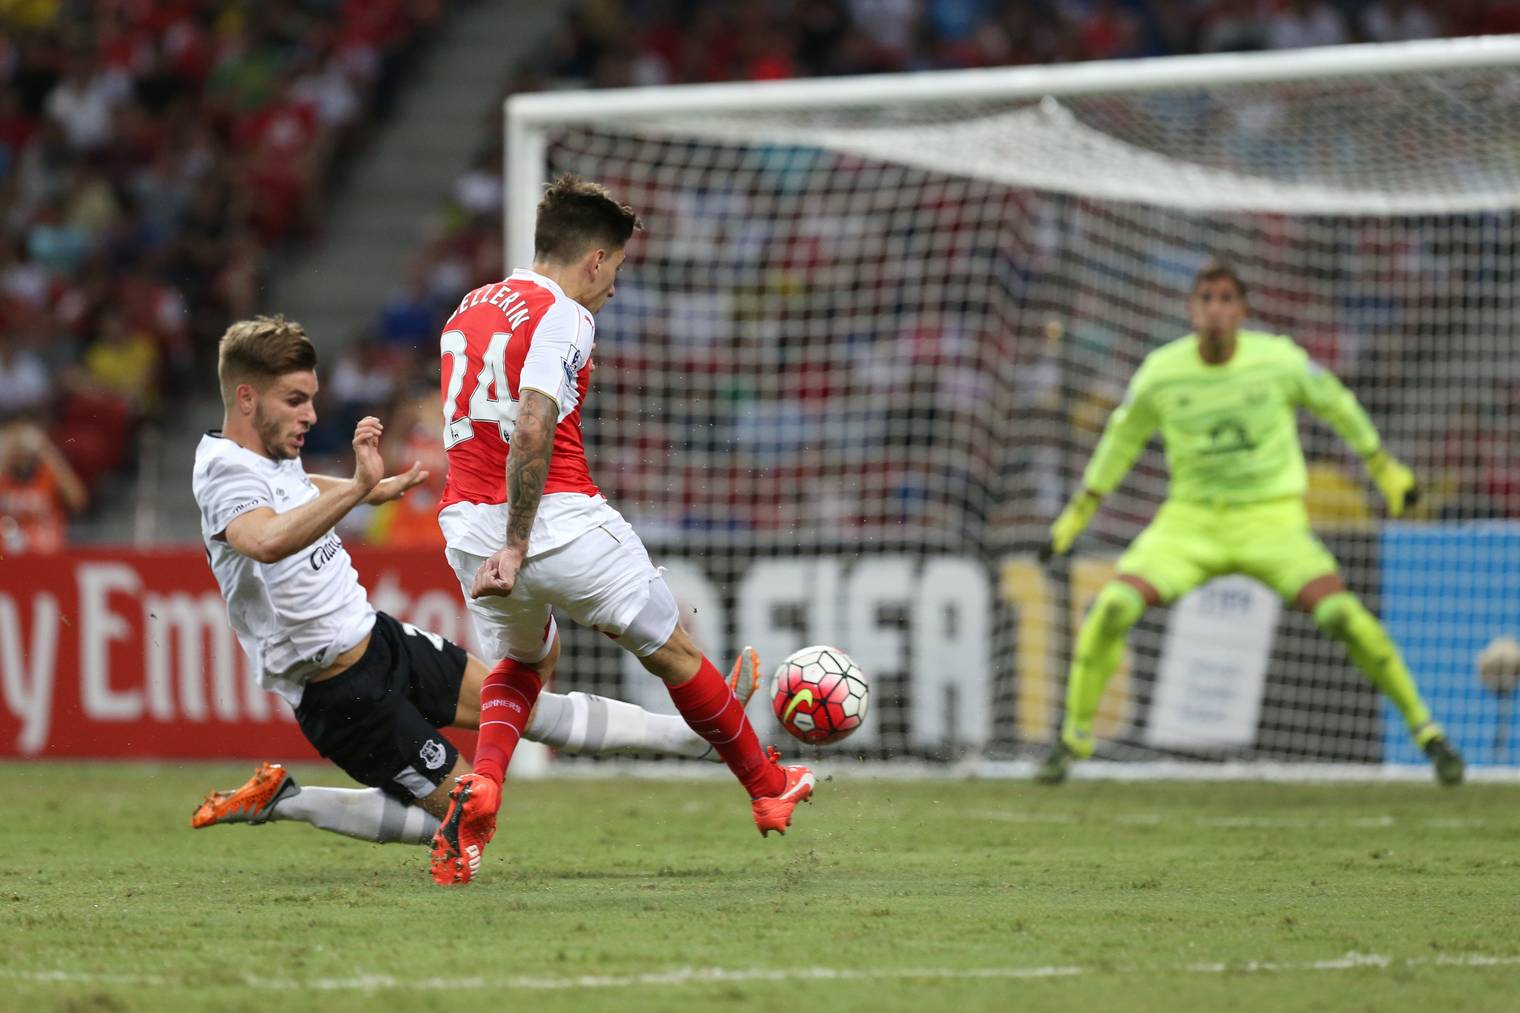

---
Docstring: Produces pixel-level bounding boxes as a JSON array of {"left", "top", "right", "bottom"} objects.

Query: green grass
[{"left": 3, "top": 764, "right": 1519, "bottom": 1011}]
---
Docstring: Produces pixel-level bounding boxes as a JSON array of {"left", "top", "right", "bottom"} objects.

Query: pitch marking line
[
  {"left": 969, "top": 810, "right": 1489, "bottom": 830},
  {"left": 4, "top": 953, "right": 1519, "bottom": 992}
]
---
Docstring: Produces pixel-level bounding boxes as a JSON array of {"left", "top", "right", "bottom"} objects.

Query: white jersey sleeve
[
  {"left": 192, "top": 434, "right": 375, "bottom": 706},
  {"left": 517, "top": 297, "right": 594, "bottom": 422},
  {"left": 195, "top": 451, "right": 274, "bottom": 540}
]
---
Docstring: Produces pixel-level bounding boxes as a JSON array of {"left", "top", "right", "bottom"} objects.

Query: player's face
[
  {"left": 250, "top": 371, "right": 318, "bottom": 460},
  {"left": 582, "top": 247, "right": 626, "bottom": 314},
  {"left": 1188, "top": 278, "right": 1247, "bottom": 341}
]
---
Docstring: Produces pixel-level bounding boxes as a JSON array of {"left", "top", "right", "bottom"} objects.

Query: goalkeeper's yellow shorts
[{"left": 1116, "top": 495, "right": 1338, "bottom": 604}]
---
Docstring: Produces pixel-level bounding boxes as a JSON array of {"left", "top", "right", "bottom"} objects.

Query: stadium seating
[
  {"left": 8, "top": 0, "right": 1510, "bottom": 544},
  {"left": 0, "top": 0, "right": 447, "bottom": 509}
]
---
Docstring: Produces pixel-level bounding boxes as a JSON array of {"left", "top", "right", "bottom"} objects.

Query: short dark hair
[
  {"left": 217, "top": 315, "right": 318, "bottom": 406},
  {"left": 1192, "top": 261, "right": 1248, "bottom": 301},
  {"left": 533, "top": 173, "right": 642, "bottom": 263}
]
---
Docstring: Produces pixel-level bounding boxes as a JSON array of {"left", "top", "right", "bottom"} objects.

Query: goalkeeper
[{"left": 1038, "top": 263, "right": 1463, "bottom": 786}]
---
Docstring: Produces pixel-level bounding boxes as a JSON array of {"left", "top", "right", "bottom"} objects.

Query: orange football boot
[
  {"left": 750, "top": 747, "right": 815, "bottom": 837},
  {"left": 727, "top": 645, "right": 761, "bottom": 706},
  {"left": 429, "top": 773, "right": 501, "bottom": 886},
  {"left": 191, "top": 762, "right": 300, "bottom": 828}
]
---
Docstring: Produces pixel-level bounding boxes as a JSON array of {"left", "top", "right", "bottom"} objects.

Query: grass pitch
[{"left": 3, "top": 763, "right": 1519, "bottom": 1012}]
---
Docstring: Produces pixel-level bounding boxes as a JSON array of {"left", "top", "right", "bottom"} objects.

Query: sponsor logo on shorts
[{"left": 419, "top": 739, "right": 447, "bottom": 770}]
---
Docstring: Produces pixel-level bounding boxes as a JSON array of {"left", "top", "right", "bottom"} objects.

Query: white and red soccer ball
[{"left": 769, "top": 645, "right": 869, "bottom": 745}]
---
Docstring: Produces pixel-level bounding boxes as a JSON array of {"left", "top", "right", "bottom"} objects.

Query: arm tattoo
[{"left": 504, "top": 390, "right": 557, "bottom": 551}]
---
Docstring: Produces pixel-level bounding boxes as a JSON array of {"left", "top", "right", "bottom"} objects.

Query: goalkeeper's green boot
[
  {"left": 1422, "top": 733, "right": 1465, "bottom": 787},
  {"left": 1034, "top": 741, "right": 1075, "bottom": 785}
]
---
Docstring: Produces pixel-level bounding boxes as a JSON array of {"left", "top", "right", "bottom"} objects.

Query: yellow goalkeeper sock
[
  {"left": 1312, "top": 591, "right": 1435, "bottom": 740},
  {"left": 1060, "top": 581, "right": 1146, "bottom": 757}
]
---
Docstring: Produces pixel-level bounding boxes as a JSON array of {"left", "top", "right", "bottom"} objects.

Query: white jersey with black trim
[{"left": 192, "top": 432, "right": 375, "bottom": 705}]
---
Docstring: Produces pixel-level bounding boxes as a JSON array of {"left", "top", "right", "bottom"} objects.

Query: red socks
[
  {"left": 473, "top": 658, "right": 543, "bottom": 784},
  {"left": 666, "top": 656, "right": 785, "bottom": 799}
]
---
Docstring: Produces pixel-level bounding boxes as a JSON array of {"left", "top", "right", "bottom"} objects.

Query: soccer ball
[
  {"left": 770, "top": 645, "right": 869, "bottom": 745},
  {"left": 1477, "top": 635, "right": 1520, "bottom": 694}
]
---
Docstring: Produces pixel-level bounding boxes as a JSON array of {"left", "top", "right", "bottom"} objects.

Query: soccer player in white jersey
[
  {"left": 190, "top": 315, "right": 763, "bottom": 848},
  {"left": 430, "top": 174, "right": 816, "bottom": 885}
]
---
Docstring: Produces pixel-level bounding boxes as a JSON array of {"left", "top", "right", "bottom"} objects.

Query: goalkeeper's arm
[
  {"left": 1295, "top": 358, "right": 1417, "bottom": 516},
  {"left": 1050, "top": 382, "right": 1158, "bottom": 554}
]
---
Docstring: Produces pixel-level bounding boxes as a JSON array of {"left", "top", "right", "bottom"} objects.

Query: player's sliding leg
[
  {"left": 525, "top": 647, "right": 761, "bottom": 760},
  {"left": 190, "top": 651, "right": 758, "bottom": 852},
  {"left": 192, "top": 762, "right": 440, "bottom": 844},
  {"left": 1309, "top": 587, "right": 1464, "bottom": 785},
  {"left": 1037, "top": 578, "right": 1151, "bottom": 785}
]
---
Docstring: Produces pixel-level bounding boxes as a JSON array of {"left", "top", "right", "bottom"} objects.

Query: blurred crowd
[
  {"left": 3, "top": 0, "right": 1517, "bottom": 552},
  {"left": 0, "top": 0, "right": 446, "bottom": 553},
  {"left": 543, "top": 0, "right": 1507, "bottom": 85},
  {"left": 327, "top": 0, "right": 1517, "bottom": 547}
]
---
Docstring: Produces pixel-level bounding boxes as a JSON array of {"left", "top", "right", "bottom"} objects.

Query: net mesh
[{"left": 520, "top": 59, "right": 1520, "bottom": 766}]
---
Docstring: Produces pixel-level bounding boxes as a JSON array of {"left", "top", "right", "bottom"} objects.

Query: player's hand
[
  {"left": 351, "top": 417, "right": 386, "bottom": 494},
  {"left": 366, "top": 461, "right": 429, "bottom": 504},
  {"left": 471, "top": 545, "right": 526, "bottom": 599},
  {"left": 1049, "top": 490, "right": 1102, "bottom": 556},
  {"left": 1366, "top": 450, "right": 1417, "bottom": 517}
]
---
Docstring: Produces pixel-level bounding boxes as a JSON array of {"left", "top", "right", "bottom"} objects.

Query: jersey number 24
[{"left": 441, "top": 329, "right": 519, "bottom": 449}]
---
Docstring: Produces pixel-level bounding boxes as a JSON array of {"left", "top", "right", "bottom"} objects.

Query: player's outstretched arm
[
  {"left": 311, "top": 461, "right": 428, "bottom": 504},
  {"left": 1294, "top": 358, "right": 1417, "bottom": 516},
  {"left": 470, "top": 389, "right": 557, "bottom": 599},
  {"left": 223, "top": 417, "right": 386, "bottom": 563},
  {"left": 1050, "top": 373, "right": 1158, "bottom": 554},
  {"left": 1083, "top": 383, "right": 1158, "bottom": 497}
]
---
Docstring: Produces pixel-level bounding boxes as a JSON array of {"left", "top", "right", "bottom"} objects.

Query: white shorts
[{"left": 445, "top": 511, "right": 678, "bottom": 663}]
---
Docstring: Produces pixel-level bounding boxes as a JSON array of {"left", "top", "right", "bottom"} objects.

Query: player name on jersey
[{"left": 450, "top": 281, "right": 533, "bottom": 330}]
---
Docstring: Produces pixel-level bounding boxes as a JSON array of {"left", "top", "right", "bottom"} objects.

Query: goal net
[{"left": 505, "top": 38, "right": 1520, "bottom": 772}]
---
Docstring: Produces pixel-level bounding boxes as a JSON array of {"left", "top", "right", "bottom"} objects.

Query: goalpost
[{"left": 504, "top": 37, "right": 1520, "bottom": 776}]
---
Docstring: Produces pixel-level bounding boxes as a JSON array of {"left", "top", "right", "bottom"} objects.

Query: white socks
[
  {"left": 270, "top": 786, "right": 440, "bottom": 845},
  {"left": 257, "top": 690, "right": 722, "bottom": 846},
  {"left": 526, "top": 690, "right": 716, "bottom": 760}
]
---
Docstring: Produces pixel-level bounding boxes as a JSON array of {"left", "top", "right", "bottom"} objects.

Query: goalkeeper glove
[
  {"left": 1050, "top": 490, "right": 1102, "bottom": 556},
  {"left": 1365, "top": 450, "right": 1417, "bottom": 517}
]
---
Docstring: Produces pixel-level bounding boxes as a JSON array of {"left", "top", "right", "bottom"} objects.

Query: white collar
[
  {"left": 509, "top": 268, "right": 589, "bottom": 316},
  {"left": 202, "top": 431, "right": 290, "bottom": 472}
]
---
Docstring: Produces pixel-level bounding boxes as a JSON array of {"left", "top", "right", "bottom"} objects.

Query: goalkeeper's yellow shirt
[{"left": 1082, "top": 330, "right": 1381, "bottom": 506}]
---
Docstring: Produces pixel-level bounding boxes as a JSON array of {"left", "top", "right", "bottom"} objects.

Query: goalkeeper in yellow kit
[{"left": 1038, "top": 263, "right": 1464, "bottom": 786}]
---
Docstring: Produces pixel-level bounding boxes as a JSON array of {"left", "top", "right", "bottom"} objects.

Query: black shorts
[{"left": 294, "top": 611, "right": 469, "bottom": 802}]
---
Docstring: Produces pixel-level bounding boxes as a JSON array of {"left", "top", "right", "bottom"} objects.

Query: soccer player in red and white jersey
[{"left": 431, "top": 174, "right": 815, "bottom": 885}]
